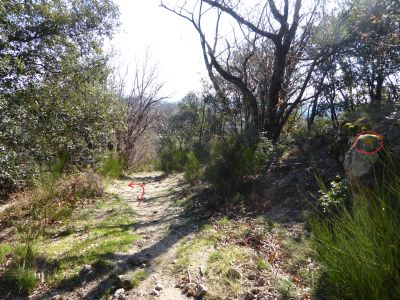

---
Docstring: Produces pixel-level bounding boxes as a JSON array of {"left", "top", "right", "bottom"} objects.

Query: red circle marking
[{"left": 352, "top": 130, "right": 384, "bottom": 155}]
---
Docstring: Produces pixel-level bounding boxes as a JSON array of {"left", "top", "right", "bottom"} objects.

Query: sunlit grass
[
  {"left": 131, "top": 270, "right": 147, "bottom": 287},
  {"left": 174, "top": 224, "right": 220, "bottom": 271},
  {"left": 38, "top": 195, "right": 138, "bottom": 286}
]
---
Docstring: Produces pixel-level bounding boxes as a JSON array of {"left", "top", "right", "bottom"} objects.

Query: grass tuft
[
  {"left": 0, "top": 243, "right": 12, "bottom": 264},
  {"left": 277, "top": 277, "right": 294, "bottom": 299},
  {"left": 256, "top": 258, "right": 269, "bottom": 270},
  {"left": 131, "top": 270, "right": 147, "bottom": 287},
  {"left": 312, "top": 173, "right": 400, "bottom": 299},
  {"left": 4, "top": 267, "right": 38, "bottom": 294}
]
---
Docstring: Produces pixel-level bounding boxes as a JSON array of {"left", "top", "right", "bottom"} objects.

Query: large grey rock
[
  {"left": 344, "top": 134, "right": 381, "bottom": 192},
  {"left": 344, "top": 149, "right": 379, "bottom": 179}
]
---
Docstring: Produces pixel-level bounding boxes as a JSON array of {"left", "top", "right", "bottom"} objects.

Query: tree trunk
[{"left": 263, "top": 47, "right": 286, "bottom": 142}]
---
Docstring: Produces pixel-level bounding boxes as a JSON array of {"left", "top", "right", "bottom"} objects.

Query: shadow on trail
[
  {"left": 119, "top": 173, "right": 168, "bottom": 184},
  {"left": 30, "top": 185, "right": 214, "bottom": 300},
  {"left": 75, "top": 217, "right": 210, "bottom": 299},
  {"left": 75, "top": 185, "right": 218, "bottom": 299}
]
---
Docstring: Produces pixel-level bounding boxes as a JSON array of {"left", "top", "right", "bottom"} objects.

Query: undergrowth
[
  {"left": 0, "top": 170, "right": 125, "bottom": 296},
  {"left": 312, "top": 173, "right": 400, "bottom": 299}
]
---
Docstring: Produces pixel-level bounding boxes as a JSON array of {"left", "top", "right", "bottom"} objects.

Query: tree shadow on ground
[
  {"left": 29, "top": 187, "right": 213, "bottom": 300},
  {"left": 120, "top": 173, "right": 169, "bottom": 184}
]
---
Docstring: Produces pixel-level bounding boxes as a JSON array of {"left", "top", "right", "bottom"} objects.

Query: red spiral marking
[
  {"left": 128, "top": 182, "right": 145, "bottom": 206},
  {"left": 352, "top": 130, "right": 384, "bottom": 155}
]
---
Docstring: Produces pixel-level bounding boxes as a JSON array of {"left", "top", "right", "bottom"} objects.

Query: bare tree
[
  {"left": 161, "top": 0, "right": 333, "bottom": 142},
  {"left": 110, "top": 52, "right": 167, "bottom": 166}
]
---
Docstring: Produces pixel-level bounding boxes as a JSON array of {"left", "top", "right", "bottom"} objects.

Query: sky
[{"left": 107, "top": 0, "right": 208, "bottom": 101}]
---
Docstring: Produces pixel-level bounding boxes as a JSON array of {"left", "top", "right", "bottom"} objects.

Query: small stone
[
  {"left": 169, "top": 222, "right": 181, "bottom": 230},
  {"left": 199, "top": 266, "right": 205, "bottom": 276},
  {"left": 247, "top": 273, "right": 257, "bottom": 280},
  {"left": 185, "top": 282, "right": 197, "bottom": 291},
  {"left": 150, "top": 290, "right": 160, "bottom": 297},
  {"left": 251, "top": 288, "right": 260, "bottom": 295},
  {"left": 226, "top": 211, "right": 236, "bottom": 218},
  {"left": 256, "top": 292, "right": 266, "bottom": 300},
  {"left": 110, "top": 266, "right": 122, "bottom": 276},
  {"left": 80, "top": 264, "right": 92, "bottom": 275},
  {"left": 155, "top": 283, "right": 164, "bottom": 291},
  {"left": 187, "top": 288, "right": 196, "bottom": 297},
  {"left": 84, "top": 270, "right": 95, "bottom": 281},
  {"left": 114, "top": 288, "right": 125, "bottom": 297},
  {"left": 195, "top": 284, "right": 208, "bottom": 297},
  {"left": 51, "top": 295, "right": 63, "bottom": 300},
  {"left": 240, "top": 291, "right": 255, "bottom": 300},
  {"left": 141, "top": 263, "right": 147, "bottom": 268},
  {"left": 116, "top": 274, "right": 133, "bottom": 289},
  {"left": 257, "top": 277, "right": 266, "bottom": 286},
  {"left": 227, "top": 267, "right": 242, "bottom": 279}
]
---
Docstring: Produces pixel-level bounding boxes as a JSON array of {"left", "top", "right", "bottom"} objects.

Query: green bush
[
  {"left": 3, "top": 170, "right": 103, "bottom": 248},
  {"left": 159, "top": 136, "right": 186, "bottom": 173},
  {"left": 312, "top": 174, "right": 400, "bottom": 299},
  {"left": 282, "top": 117, "right": 333, "bottom": 145},
  {"left": 184, "top": 151, "right": 201, "bottom": 184},
  {"left": 4, "top": 266, "right": 38, "bottom": 294},
  {"left": 316, "top": 176, "right": 351, "bottom": 217},
  {"left": 0, "top": 243, "right": 12, "bottom": 264},
  {"left": 205, "top": 136, "right": 272, "bottom": 197},
  {"left": 100, "top": 152, "right": 124, "bottom": 179}
]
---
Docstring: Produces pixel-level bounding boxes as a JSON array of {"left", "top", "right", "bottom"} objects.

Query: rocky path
[{"left": 106, "top": 172, "right": 190, "bottom": 299}]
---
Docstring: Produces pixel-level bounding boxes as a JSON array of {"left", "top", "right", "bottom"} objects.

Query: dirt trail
[{"left": 106, "top": 172, "right": 190, "bottom": 299}]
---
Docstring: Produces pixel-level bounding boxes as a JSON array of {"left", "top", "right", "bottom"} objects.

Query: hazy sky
[{"left": 108, "top": 0, "right": 208, "bottom": 101}]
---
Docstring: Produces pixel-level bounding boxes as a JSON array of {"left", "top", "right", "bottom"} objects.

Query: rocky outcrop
[{"left": 344, "top": 134, "right": 381, "bottom": 192}]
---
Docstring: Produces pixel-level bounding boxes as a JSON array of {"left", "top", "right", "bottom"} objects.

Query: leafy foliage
[
  {"left": 317, "top": 176, "right": 351, "bottom": 216},
  {"left": 159, "top": 136, "right": 186, "bottom": 173},
  {"left": 0, "top": 0, "right": 119, "bottom": 92},
  {"left": 205, "top": 136, "right": 274, "bottom": 197},
  {"left": 184, "top": 151, "right": 201, "bottom": 184},
  {"left": 100, "top": 152, "right": 124, "bottom": 179},
  {"left": 0, "top": 0, "right": 121, "bottom": 197}
]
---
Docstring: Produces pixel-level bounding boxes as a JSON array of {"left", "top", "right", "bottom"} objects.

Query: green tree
[
  {"left": 0, "top": 0, "right": 121, "bottom": 197},
  {"left": 0, "top": 0, "right": 119, "bottom": 92}
]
